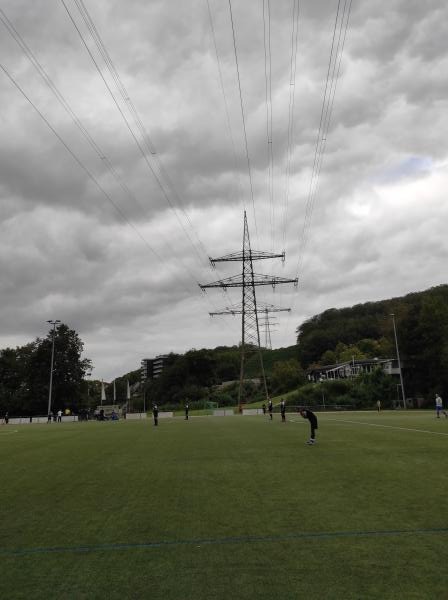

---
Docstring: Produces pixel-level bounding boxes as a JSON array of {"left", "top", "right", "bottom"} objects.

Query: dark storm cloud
[{"left": 1, "top": 0, "right": 448, "bottom": 378}]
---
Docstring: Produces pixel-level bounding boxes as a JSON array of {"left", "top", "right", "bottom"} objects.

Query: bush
[
  {"left": 210, "top": 392, "right": 234, "bottom": 407},
  {"left": 286, "top": 370, "right": 397, "bottom": 410}
]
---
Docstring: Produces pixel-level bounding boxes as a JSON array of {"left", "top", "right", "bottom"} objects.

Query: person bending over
[{"left": 299, "top": 408, "right": 318, "bottom": 445}]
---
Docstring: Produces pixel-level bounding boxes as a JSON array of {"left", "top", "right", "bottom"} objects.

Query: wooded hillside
[{"left": 297, "top": 284, "right": 448, "bottom": 398}]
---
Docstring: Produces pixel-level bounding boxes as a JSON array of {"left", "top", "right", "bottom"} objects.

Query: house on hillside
[{"left": 307, "top": 358, "right": 401, "bottom": 382}]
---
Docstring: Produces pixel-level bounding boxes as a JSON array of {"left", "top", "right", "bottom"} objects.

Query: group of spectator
[{"left": 47, "top": 410, "right": 63, "bottom": 423}]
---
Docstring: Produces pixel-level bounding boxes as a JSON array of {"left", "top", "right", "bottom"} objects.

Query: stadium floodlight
[
  {"left": 47, "top": 319, "right": 61, "bottom": 416},
  {"left": 390, "top": 313, "right": 406, "bottom": 409}
]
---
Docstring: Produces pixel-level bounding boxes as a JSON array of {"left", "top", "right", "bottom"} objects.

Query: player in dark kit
[
  {"left": 185, "top": 403, "right": 189, "bottom": 420},
  {"left": 152, "top": 404, "right": 159, "bottom": 427},
  {"left": 299, "top": 408, "right": 318, "bottom": 444},
  {"left": 280, "top": 399, "right": 286, "bottom": 422},
  {"left": 268, "top": 399, "right": 273, "bottom": 420}
]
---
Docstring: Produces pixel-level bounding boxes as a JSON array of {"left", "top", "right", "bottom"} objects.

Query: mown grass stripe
[
  {"left": 2, "top": 527, "right": 447, "bottom": 557},
  {"left": 326, "top": 418, "right": 448, "bottom": 436}
]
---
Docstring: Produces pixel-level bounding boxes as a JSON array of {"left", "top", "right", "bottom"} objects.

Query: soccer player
[
  {"left": 185, "top": 403, "right": 189, "bottom": 420},
  {"left": 299, "top": 408, "right": 318, "bottom": 445},
  {"left": 435, "top": 394, "right": 447, "bottom": 418},
  {"left": 280, "top": 399, "right": 286, "bottom": 422},
  {"left": 268, "top": 399, "right": 273, "bottom": 420},
  {"left": 153, "top": 404, "right": 159, "bottom": 426}
]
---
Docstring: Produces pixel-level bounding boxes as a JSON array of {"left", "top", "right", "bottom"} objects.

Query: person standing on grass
[
  {"left": 377, "top": 400, "right": 381, "bottom": 412},
  {"left": 4, "top": 412, "right": 9, "bottom": 425},
  {"left": 57, "top": 409, "right": 62, "bottom": 422},
  {"left": 299, "top": 408, "right": 318, "bottom": 445},
  {"left": 153, "top": 404, "right": 159, "bottom": 426},
  {"left": 280, "top": 399, "right": 286, "bottom": 422},
  {"left": 262, "top": 403, "right": 266, "bottom": 415},
  {"left": 185, "top": 402, "right": 189, "bottom": 420},
  {"left": 435, "top": 394, "right": 447, "bottom": 418},
  {"left": 47, "top": 411, "right": 53, "bottom": 424},
  {"left": 268, "top": 399, "right": 273, "bottom": 420}
]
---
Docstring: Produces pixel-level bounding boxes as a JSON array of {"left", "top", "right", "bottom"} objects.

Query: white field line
[{"left": 317, "top": 418, "right": 448, "bottom": 437}]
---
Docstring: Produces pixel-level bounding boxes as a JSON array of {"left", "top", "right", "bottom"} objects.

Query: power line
[
  {"left": 270, "top": 0, "right": 300, "bottom": 323},
  {"left": 206, "top": 0, "right": 245, "bottom": 215},
  {"left": 279, "top": 0, "right": 352, "bottom": 347},
  {"left": 295, "top": 0, "right": 352, "bottom": 280},
  {"left": 0, "top": 62, "right": 206, "bottom": 302},
  {"left": 0, "top": 8, "right": 203, "bottom": 292},
  {"left": 0, "top": 10, "right": 229, "bottom": 318},
  {"left": 228, "top": 0, "right": 258, "bottom": 242},
  {"left": 263, "top": 0, "right": 275, "bottom": 252},
  {"left": 281, "top": 0, "right": 300, "bottom": 255},
  {"left": 65, "top": 0, "right": 237, "bottom": 315},
  {"left": 61, "top": 0, "right": 209, "bottom": 272},
  {"left": 74, "top": 0, "right": 209, "bottom": 257}
]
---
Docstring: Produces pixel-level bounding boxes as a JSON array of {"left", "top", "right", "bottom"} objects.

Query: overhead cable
[
  {"left": 0, "top": 8, "right": 219, "bottom": 306},
  {"left": 61, "top": 0, "right": 209, "bottom": 272},
  {"left": 280, "top": 0, "right": 300, "bottom": 255},
  {"left": 263, "top": 0, "right": 275, "bottom": 253},
  {"left": 0, "top": 62, "right": 208, "bottom": 302},
  {"left": 227, "top": 0, "right": 259, "bottom": 242}
]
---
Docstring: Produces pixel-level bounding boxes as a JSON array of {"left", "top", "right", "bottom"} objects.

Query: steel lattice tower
[{"left": 200, "top": 211, "right": 297, "bottom": 410}]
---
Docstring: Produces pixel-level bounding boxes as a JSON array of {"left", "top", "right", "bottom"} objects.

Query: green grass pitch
[{"left": 1, "top": 411, "right": 447, "bottom": 599}]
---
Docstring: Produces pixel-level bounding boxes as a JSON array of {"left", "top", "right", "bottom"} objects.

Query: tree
[
  {"left": 320, "top": 350, "right": 336, "bottom": 365},
  {"left": 338, "top": 345, "right": 366, "bottom": 363},
  {"left": 0, "top": 324, "right": 91, "bottom": 415},
  {"left": 296, "top": 284, "right": 448, "bottom": 399},
  {"left": 351, "top": 368, "right": 396, "bottom": 408},
  {"left": 30, "top": 324, "right": 92, "bottom": 413},
  {"left": 401, "top": 294, "right": 448, "bottom": 398},
  {"left": 271, "top": 359, "right": 305, "bottom": 394}
]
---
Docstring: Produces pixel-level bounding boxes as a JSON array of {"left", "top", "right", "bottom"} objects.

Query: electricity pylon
[{"left": 199, "top": 211, "right": 297, "bottom": 410}]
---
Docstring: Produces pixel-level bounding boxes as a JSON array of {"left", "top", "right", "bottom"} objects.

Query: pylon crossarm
[
  {"left": 209, "top": 304, "right": 291, "bottom": 316},
  {"left": 251, "top": 274, "right": 298, "bottom": 286},
  {"left": 200, "top": 274, "right": 298, "bottom": 289},
  {"left": 210, "top": 250, "right": 285, "bottom": 264},
  {"left": 199, "top": 274, "right": 247, "bottom": 289}
]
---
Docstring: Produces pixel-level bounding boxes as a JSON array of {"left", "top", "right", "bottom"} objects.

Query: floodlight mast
[
  {"left": 199, "top": 211, "right": 297, "bottom": 412},
  {"left": 47, "top": 319, "right": 61, "bottom": 417},
  {"left": 391, "top": 313, "right": 406, "bottom": 409}
]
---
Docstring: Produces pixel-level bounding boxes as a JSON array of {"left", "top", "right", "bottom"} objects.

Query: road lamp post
[
  {"left": 390, "top": 313, "right": 406, "bottom": 409},
  {"left": 47, "top": 319, "right": 61, "bottom": 417},
  {"left": 86, "top": 371, "right": 91, "bottom": 401}
]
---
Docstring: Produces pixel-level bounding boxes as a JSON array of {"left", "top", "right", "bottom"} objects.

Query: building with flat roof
[
  {"left": 307, "top": 358, "right": 401, "bottom": 382},
  {"left": 141, "top": 355, "right": 169, "bottom": 381}
]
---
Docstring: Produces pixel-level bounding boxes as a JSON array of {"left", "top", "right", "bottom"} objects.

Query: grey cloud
[{"left": 1, "top": 0, "right": 448, "bottom": 379}]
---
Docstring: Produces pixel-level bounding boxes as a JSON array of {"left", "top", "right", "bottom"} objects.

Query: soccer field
[{"left": 1, "top": 411, "right": 447, "bottom": 599}]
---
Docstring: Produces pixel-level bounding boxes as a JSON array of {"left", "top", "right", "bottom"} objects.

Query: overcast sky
[{"left": 1, "top": 0, "right": 447, "bottom": 381}]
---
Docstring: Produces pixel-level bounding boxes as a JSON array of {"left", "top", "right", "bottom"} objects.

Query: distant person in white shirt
[
  {"left": 435, "top": 394, "right": 447, "bottom": 418},
  {"left": 57, "top": 410, "right": 62, "bottom": 423}
]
